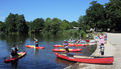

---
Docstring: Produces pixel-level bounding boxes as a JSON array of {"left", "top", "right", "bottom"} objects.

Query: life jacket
[
  {"left": 11, "top": 47, "right": 17, "bottom": 54},
  {"left": 65, "top": 43, "right": 68, "bottom": 46},
  {"left": 35, "top": 40, "right": 38, "bottom": 44},
  {"left": 100, "top": 46, "right": 104, "bottom": 52}
]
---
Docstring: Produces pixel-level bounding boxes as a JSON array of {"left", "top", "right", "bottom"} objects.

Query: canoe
[
  {"left": 55, "top": 53, "right": 114, "bottom": 64},
  {"left": 26, "top": 45, "right": 45, "bottom": 49},
  {"left": 52, "top": 48, "right": 82, "bottom": 52},
  {"left": 4, "top": 52, "right": 26, "bottom": 63}
]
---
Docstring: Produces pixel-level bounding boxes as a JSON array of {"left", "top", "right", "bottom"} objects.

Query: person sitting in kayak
[
  {"left": 34, "top": 38, "right": 39, "bottom": 47},
  {"left": 10, "top": 46, "right": 19, "bottom": 58},
  {"left": 85, "top": 37, "right": 89, "bottom": 43},
  {"left": 63, "top": 40, "right": 69, "bottom": 53}
]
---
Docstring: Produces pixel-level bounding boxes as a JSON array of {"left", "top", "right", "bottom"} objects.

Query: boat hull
[{"left": 55, "top": 53, "right": 114, "bottom": 64}]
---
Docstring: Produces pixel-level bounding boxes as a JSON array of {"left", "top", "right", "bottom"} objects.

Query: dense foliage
[{"left": 79, "top": 0, "right": 121, "bottom": 32}]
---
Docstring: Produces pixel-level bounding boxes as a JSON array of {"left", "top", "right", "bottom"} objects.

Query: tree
[
  {"left": 5, "top": 13, "right": 28, "bottom": 34},
  {"left": 44, "top": 18, "right": 52, "bottom": 32},
  {"left": 31, "top": 18, "right": 45, "bottom": 33},
  {"left": 85, "top": 1, "right": 105, "bottom": 31},
  {"left": 0, "top": 21, "right": 6, "bottom": 32},
  {"left": 16, "top": 15, "right": 28, "bottom": 33},
  {"left": 50, "top": 18, "right": 62, "bottom": 34},
  {"left": 78, "top": 16, "right": 90, "bottom": 31},
  {"left": 59, "top": 20, "right": 71, "bottom": 31},
  {"left": 71, "top": 21, "right": 79, "bottom": 27},
  {"left": 5, "top": 13, "right": 17, "bottom": 33},
  {"left": 105, "top": 0, "right": 121, "bottom": 31}
]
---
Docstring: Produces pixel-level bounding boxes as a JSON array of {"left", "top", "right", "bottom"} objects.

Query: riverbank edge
[{"left": 64, "top": 33, "right": 119, "bottom": 69}]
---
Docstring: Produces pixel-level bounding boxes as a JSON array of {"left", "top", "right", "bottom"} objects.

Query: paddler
[
  {"left": 34, "top": 37, "right": 39, "bottom": 47},
  {"left": 62, "top": 40, "right": 69, "bottom": 53},
  {"left": 10, "top": 46, "right": 19, "bottom": 58}
]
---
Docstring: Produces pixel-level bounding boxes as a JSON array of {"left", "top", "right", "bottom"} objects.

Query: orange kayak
[
  {"left": 52, "top": 48, "right": 82, "bottom": 52},
  {"left": 53, "top": 43, "right": 89, "bottom": 47},
  {"left": 26, "top": 45, "right": 45, "bottom": 49}
]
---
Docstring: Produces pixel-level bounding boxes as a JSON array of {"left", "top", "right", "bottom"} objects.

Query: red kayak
[
  {"left": 26, "top": 45, "right": 45, "bottom": 49},
  {"left": 53, "top": 43, "right": 89, "bottom": 47},
  {"left": 52, "top": 48, "right": 82, "bottom": 52},
  {"left": 56, "top": 53, "right": 114, "bottom": 64},
  {"left": 68, "top": 43, "right": 89, "bottom": 46},
  {"left": 53, "top": 45, "right": 64, "bottom": 47},
  {"left": 4, "top": 52, "right": 26, "bottom": 63}
]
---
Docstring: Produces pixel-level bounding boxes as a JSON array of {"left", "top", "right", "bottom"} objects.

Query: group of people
[
  {"left": 10, "top": 37, "right": 39, "bottom": 58},
  {"left": 10, "top": 33, "right": 107, "bottom": 58},
  {"left": 95, "top": 33, "right": 107, "bottom": 56},
  {"left": 63, "top": 33, "right": 107, "bottom": 55}
]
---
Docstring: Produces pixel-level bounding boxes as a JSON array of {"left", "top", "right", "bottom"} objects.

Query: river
[{"left": 0, "top": 33, "right": 96, "bottom": 69}]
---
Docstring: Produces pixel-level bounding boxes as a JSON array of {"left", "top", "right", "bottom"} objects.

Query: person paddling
[
  {"left": 62, "top": 40, "right": 69, "bottom": 53},
  {"left": 10, "top": 46, "right": 19, "bottom": 58},
  {"left": 34, "top": 37, "right": 39, "bottom": 47}
]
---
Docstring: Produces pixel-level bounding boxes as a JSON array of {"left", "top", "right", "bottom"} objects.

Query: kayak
[
  {"left": 53, "top": 43, "right": 89, "bottom": 47},
  {"left": 26, "top": 45, "right": 45, "bottom": 49},
  {"left": 4, "top": 52, "right": 26, "bottom": 63},
  {"left": 52, "top": 48, "right": 82, "bottom": 52},
  {"left": 74, "top": 44, "right": 89, "bottom": 46},
  {"left": 55, "top": 53, "right": 114, "bottom": 64},
  {"left": 53, "top": 45, "right": 64, "bottom": 47}
]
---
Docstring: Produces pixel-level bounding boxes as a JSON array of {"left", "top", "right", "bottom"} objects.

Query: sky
[{"left": 0, "top": 0, "right": 109, "bottom": 22}]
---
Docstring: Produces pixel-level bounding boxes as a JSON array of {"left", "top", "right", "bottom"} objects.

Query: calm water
[{"left": 0, "top": 34, "right": 96, "bottom": 69}]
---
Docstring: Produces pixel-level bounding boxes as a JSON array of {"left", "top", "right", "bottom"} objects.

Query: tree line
[
  {"left": 79, "top": 0, "right": 121, "bottom": 32},
  {"left": 0, "top": 0, "right": 121, "bottom": 35},
  {"left": 0, "top": 13, "right": 79, "bottom": 34}
]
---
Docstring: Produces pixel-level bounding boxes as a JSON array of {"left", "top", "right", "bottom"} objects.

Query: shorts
[
  {"left": 65, "top": 48, "right": 69, "bottom": 53},
  {"left": 101, "top": 51, "right": 104, "bottom": 55},
  {"left": 35, "top": 44, "right": 38, "bottom": 47},
  {"left": 104, "top": 38, "right": 107, "bottom": 40}
]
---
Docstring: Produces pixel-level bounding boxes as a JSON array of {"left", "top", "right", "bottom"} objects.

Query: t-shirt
[
  {"left": 99, "top": 36, "right": 104, "bottom": 44},
  {"left": 11, "top": 47, "right": 18, "bottom": 53},
  {"left": 100, "top": 45, "right": 104, "bottom": 52}
]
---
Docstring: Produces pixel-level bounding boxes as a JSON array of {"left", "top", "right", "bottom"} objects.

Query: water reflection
[
  {"left": 0, "top": 34, "right": 27, "bottom": 48},
  {"left": 34, "top": 49, "right": 39, "bottom": 56},
  {"left": 0, "top": 33, "right": 97, "bottom": 69},
  {"left": 11, "top": 60, "right": 18, "bottom": 69}
]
